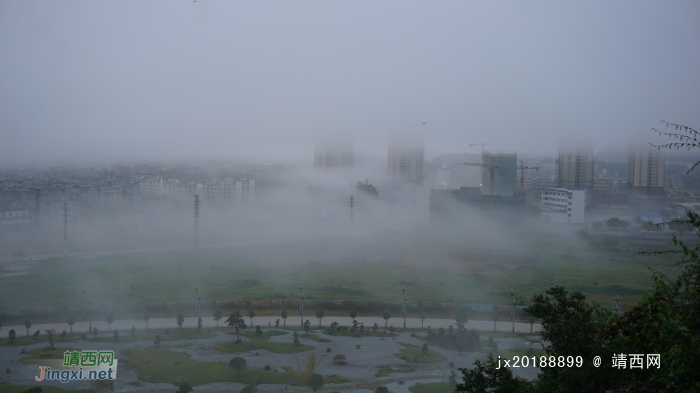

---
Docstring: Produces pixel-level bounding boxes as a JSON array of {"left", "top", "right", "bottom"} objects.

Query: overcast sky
[{"left": 1, "top": 1, "right": 698, "bottom": 165}]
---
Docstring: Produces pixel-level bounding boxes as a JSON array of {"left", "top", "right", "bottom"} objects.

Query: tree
[
  {"left": 281, "top": 310, "right": 287, "bottom": 327},
  {"left": 315, "top": 309, "right": 324, "bottom": 327},
  {"left": 176, "top": 313, "right": 185, "bottom": 329},
  {"left": 456, "top": 354, "right": 532, "bottom": 393},
  {"left": 255, "top": 325, "right": 263, "bottom": 336},
  {"left": 375, "top": 387, "right": 389, "bottom": 393},
  {"left": 24, "top": 320, "right": 31, "bottom": 336},
  {"left": 605, "top": 217, "right": 630, "bottom": 230},
  {"left": 490, "top": 306, "right": 499, "bottom": 332},
  {"left": 419, "top": 312, "right": 426, "bottom": 329},
  {"left": 449, "top": 369, "right": 457, "bottom": 386},
  {"left": 213, "top": 308, "right": 223, "bottom": 327},
  {"left": 92, "top": 327, "right": 99, "bottom": 338},
  {"left": 275, "top": 319, "right": 280, "bottom": 330},
  {"left": 248, "top": 310, "right": 255, "bottom": 326},
  {"left": 67, "top": 316, "right": 75, "bottom": 333},
  {"left": 349, "top": 310, "right": 357, "bottom": 322},
  {"left": 9, "top": 329, "right": 16, "bottom": 342},
  {"left": 308, "top": 373, "right": 324, "bottom": 393},
  {"left": 528, "top": 316, "right": 536, "bottom": 333},
  {"left": 228, "top": 357, "right": 247, "bottom": 376},
  {"left": 455, "top": 312, "right": 467, "bottom": 331},
  {"left": 421, "top": 343, "right": 428, "bottom": 356},
  {"left": 177, "top": 382, "right": 193, "bottom": 393},
  {"left": 356, "top": 179, "right": 378, "bottom": 198},
  {"left": 197, "top": 317, "right": 203, "bottom": 331},
  {"left": 105, "top": 314, "right": 114, "bottom": 331},
  {"left": 154, "top": 334, "right": 161, "bottom": 345},
  {"left": 382, "top": 309, "right": 391, "bottom": 328},
  {"left": 143, "top": 310, "right": 150, "bottom": 330},
  {"left": 225, "top": 311, "right": 247, "bottom": 342},
  {"left": 292, "top": 331, "right": 300, "bottom": 346}
]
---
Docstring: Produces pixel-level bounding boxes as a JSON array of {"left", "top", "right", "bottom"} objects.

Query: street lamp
[
  {"left": 510, "top": 289, "right": 516, "bottom": 333},
  {"left": 401, "top": 286, "right": 409, "bottom": 329},
  {"left": 298, "top": 284, "right": 305, "bottom": 327}
]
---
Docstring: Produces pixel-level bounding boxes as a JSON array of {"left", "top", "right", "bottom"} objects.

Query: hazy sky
[{"left": 1, "top": 1, "right": 698, "bottom": 165}]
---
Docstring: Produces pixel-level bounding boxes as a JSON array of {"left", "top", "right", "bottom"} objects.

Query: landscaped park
[{"left": 0, "top": 224, "right": 686, "bottom": 392}]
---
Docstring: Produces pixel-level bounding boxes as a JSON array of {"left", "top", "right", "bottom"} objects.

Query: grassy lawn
[
  {"left": 216, "top": 330, "right": 314, "bottom": 354},
  {"left": 394, "top": 343, "right": 445, "bottom": 364},
  {"left": 0, "top": 228, "right": 679, "bottom": 312},
  {"left": 86, "top": 328, "right": 216, "bottom": 344},
  {"left": 120, "top": 345, "right": 345, "bottom": 386},
  {"left": 409, "top": 382, "right": 453, "bottom": 393},
  {"left": 322, "top": 329, "right": 399, "bottom": 338},
  {"left": 478, "top": 332, "right": 541, "bottom": 344},
  {"left": 374, "top": 363, "right": 416, "bottom": 377},
  {"left": 0, "top": 383, "right": 94, "bottom": 393},
  {"left": 19, "top": 347, "right": 84, "bottom": 364},
  {"left": 298, "top": 333, "right": 331, "bottom": 343},
  {"left": 0, "top": 334, "right": 75, "bottom": 347}
]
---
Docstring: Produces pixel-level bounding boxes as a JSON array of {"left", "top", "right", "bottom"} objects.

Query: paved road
[{"left": 5, "top": 315, "right": 541, "bottom": 335}]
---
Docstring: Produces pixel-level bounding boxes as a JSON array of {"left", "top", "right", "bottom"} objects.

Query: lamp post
[
  {"left": 299, "top": 284, "right": 305, "bottom": 327},
  {"left": 401, "top": 287, "right": 409, "bottom": 329},
  {"left": 510, "top": 289, "right": 516, "bottom": 333}
]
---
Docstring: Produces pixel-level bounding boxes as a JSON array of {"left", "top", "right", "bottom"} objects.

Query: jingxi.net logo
[{"left": 34, "top": 350, "right": 118, "bottom": 383}]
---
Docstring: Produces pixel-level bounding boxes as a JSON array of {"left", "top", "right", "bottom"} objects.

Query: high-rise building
[
  {"left": 388, "top": 133, "right": 424, "bottom": 185},
  {"left": 314, "top": 138, "right": 354, "bottom": 168},
  {"left": 628, "top": 142, "right": 664, "bottom": 188},
  {"left": 557, "top": 136, "right": 594, "bottom": 190},
  {"left": 481, "top": 151, "right": 517, "bottom": 196},
  {"left": 627, "top": 141, "right": 665, "bottom": 207}
]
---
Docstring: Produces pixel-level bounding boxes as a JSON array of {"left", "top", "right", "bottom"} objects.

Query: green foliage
[
  {"left": 176, "top": 313, "right": 184, "bottom": 329},
  {"left": 228, "top": 357, "right": 247, "bottom": 375},
  {"left": 382, "top": 309, "right": 391, "bottom": 327},
  {"left": 375, "top": 387, "right": 389, "bottom": 393},
  {"left": 315, "top": 309, "right": 324, "bottom": 326},
  {"left": 356, "top": 179, "right": 378, "bottom": 198},
  {"left": 456, "top": 354, "right": 533, "bottom": 393},
  {"left": 154, "top": 334, "right": 161, "bottom": 345},
  {"left": 213, "top": 308, "right": 223, "bottom": 326},
  {"left": 605, "top": 217, "right": 629, "bottom": 229},
  {"left": 177, "top": 382, "right": 193, "bottom": 393},
  {"left": 105, "top": 314, "right": 114, "bottom": 330},
  {"left": 307, "top": 373, "right": 324, "bottom": 393}
]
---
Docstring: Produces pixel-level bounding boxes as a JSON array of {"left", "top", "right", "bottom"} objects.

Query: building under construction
[{"left": 481, "top": 151, "right": 518, "bottom": 197}]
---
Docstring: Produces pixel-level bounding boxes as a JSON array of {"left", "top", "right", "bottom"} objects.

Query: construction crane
[
  {"left": 516, "top": 160, "right": 539, "bottom": 191},
  {"left": 455, "top": 156, "right": 500, "bottom": 196}
]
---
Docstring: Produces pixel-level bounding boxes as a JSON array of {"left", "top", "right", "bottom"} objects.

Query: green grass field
[
  {"left": 0, "top": 228, "right": 683, "bottom": 315},
  {"left": 408, "top": 382, "right": 453, "bottom": 393},
  {"left": 394, "top": 343, "right": 445, "bottom": 363},
  {"left": 215, "top": 330, "right": 314, "bottom": 354},
  {"left": 19, "top": 346, "right": 84, "bottom": 364},
  {"left": 375, "top": 363, "right": 417, "bottom": 377},
  {"left": 120, "top": 345, "right": 345, "bottom": 386},
  {"left": 0, "top": 383, "right": 94, "bottom": 393},
  {"left": 87, "top": 328, "right": 216, "bottom": 344}
]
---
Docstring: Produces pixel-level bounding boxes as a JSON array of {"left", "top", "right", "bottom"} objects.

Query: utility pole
[
  {"left": 194, "top": 285, "right": 200, "bottom": 319},
  {"left": 82, "top": 289, "right": 92, "bottom": 333},
  {"left": 63, "top": 203, "right": 69, "bottom": 256},
  {"left": 349, "top": 195, "right": 355, "bottom": 235},
  {"left": 401, "top": 286, "right": 409, "bottom": 329},
  {"left": 34, "top": 188, "right": 40, "bottom": 227},
  {"left": 510, "top": 289, "right": 516, "bottom": 333},
  {"left": 193, "top": 194, "right": 200, "bottom": 249},
  {"left": 298, "top": 284, "right": 305, "bottom": 327}
]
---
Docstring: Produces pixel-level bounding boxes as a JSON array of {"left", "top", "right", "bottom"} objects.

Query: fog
[{"left": 2, "top": 1, "right": 700, "bottom": 166}]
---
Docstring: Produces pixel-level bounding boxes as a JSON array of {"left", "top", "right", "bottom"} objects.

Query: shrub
[
  {"left": 264, "top": 365, "right": 271, "bottom": 371},
  {"left": 326, "top": 347, "right": 332, "bottom": 353},
  {"left": 355, "top": 344, "right": 360, "bottom": 349}
]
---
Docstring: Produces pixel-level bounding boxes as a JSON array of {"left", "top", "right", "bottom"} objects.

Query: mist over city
[{"left": 1, "top": 2, "right": 699, "bottom": 393}]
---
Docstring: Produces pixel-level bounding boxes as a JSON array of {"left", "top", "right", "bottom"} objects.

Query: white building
[
  {"left": 540, "top": 188, "right": 585, "bottom": 224},
  {"left": 0, "top": 208, "right": 29, "bottom": 226}
]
